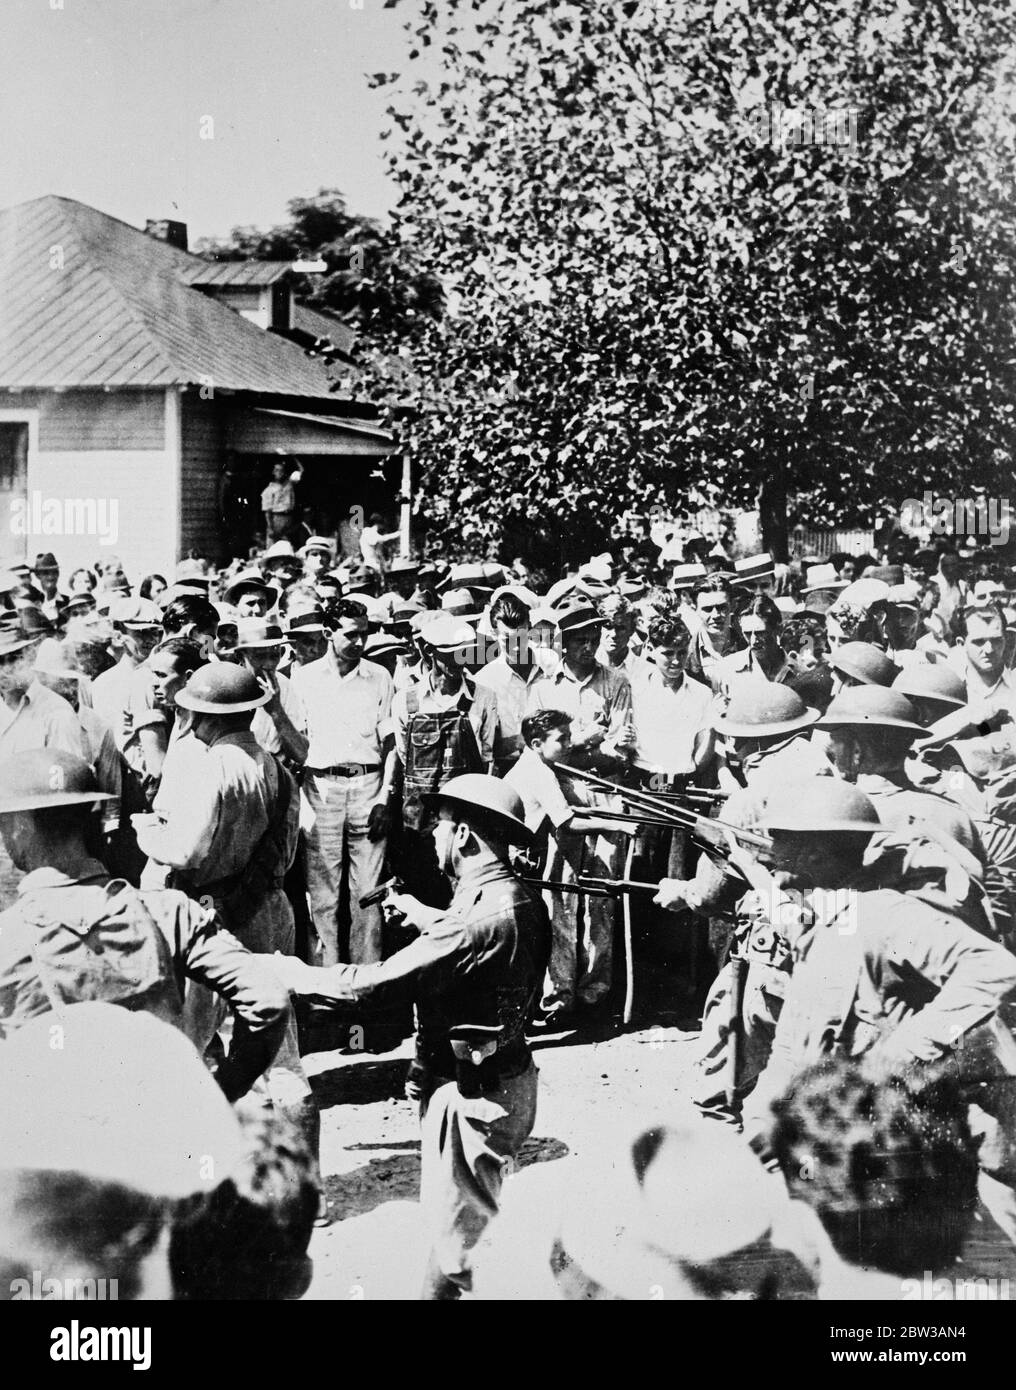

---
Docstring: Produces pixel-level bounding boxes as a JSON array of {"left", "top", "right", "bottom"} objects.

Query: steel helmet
[
  {"left": 764, "top": 777, "right": 881, "bottom": 834},
  {"left": 423, "top": 773, "right": 531, "bottom": 844},
  {"left": 174, "top": 661, "right": 272, "bottom": 714},
  {"left": 891, "top": 663, "right": 966, "bottom": 711},
  {"left": 829, "top": 641, "right": 899, "bottom": 688},
  {"left": 713, "top": 679, "right": 819, "bottom": 738},
  {"left": 0, "top": 749, "right": 116, "bottom": 813},
  {"left": 818, "top": 685, "right": 927, "bottom": 735}
]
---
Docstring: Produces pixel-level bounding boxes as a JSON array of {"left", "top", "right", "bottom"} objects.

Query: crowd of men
[{"left": 4, "top": 519, "right": 1016, "bottom": 1300}]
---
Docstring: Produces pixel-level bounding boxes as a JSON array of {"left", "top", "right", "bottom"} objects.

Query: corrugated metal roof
[
  {"left": 0, "top": 196, "right": 346, "bottom": 397},
  {"left": 178, "top": 260, "right": 295, "bottom": 287}
]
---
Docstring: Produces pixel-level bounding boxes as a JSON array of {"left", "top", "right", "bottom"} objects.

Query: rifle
[
  {"left": 521, "top": 877, "right": 657, "bottom": 898},
  {"left": 574, "top": 807, "right": 683, "bottom": 832},
  {"left": 556, "top": 763, "right": 772, "bottom": 856}
]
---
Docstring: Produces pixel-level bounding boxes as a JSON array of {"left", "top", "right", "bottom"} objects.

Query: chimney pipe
[{"left": 145, "top": 219, "right": 188, "bottom": 252}]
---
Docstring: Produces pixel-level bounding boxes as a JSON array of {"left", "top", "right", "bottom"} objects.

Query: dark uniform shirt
[
  {"left": 744, "top": 883, "right": 1016, "bottom": 1138},
  {"left": 0, "top": 862, "right": 289, "bottom": 1098},
  {"left": 283, "top": 859, "right": 551, "bottom": 1078}
]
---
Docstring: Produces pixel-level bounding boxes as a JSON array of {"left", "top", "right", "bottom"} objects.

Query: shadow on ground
[
  {"left": 321, "top": 1134, "right": 570, "bottom": 1224},
  {"left": 311, "top": 1057, "right": 408, "bottom": 1109}
]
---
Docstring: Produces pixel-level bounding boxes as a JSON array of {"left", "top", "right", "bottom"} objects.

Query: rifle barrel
[{"left": 558, "top": 763, "right": 772, "bottom": 852}]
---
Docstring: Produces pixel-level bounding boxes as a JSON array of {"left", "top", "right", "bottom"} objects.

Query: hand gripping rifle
[{"left": 554, "top": 763, "right": 772, "bottom": 864}]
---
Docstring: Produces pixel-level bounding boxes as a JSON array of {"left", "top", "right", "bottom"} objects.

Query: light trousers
[
  {"left": 419, "top": 1063, "right": 539, "bottom": 1298},
  {"left": 304, "top": 771, "right": 386, "bottom": 966}
]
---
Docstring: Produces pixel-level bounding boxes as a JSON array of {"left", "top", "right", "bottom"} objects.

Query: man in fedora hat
[
  {"left": 273, "top": 772, "right": 550, "bottom": 1299},
  {"left": 280, "top": 605, "right": 329, "bottom": 671},
  {"left": 471, "top": 1112, "right": 812, "bottom": 1300},
  {"left": 377, "top": 556, "right": 423, "bottom": 622},
  {"left": 224, "top": 570, "right": 280, "bottom": 619},
  {"left": 233, "top": 617, "right": 308, "bottom": 767},
  {"left": 31, "top": 551, "right": 66, "bottom": 629},
  {"left": 89, "top": 596, "right": 163, "bottom": 750},
  {"left": 260, "top": 541, "right": 303, "bottom": 599},
  {"left": 0, "top": 630, "right": 85, "bottom": 761},
  {"left": 298, "top": 536, "right": 335, "bottom": 584},
  {"left": 0, "top": 749, "right": 288, "bottom": 1099},
  {"left": 527, "top": 603, "right": 634, "bottom": 772}
]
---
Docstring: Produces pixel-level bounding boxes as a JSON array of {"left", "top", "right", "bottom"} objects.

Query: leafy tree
[
  {"left": 194, "top": 189, "right": 442, "bottom": 338},
  {"left": 347, "top": 0, "right": 1016, "bottom": 569}
]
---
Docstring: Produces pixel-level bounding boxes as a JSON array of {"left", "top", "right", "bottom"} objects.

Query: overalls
[{"left": 397, "top": 686, "right": 485, "bottom": 904}]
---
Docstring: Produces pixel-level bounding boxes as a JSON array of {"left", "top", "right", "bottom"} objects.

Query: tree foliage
[
  {"left": 193, "top": 189, "right": 442, "bottom": 338},
  {"left": 347, "top": 0, "right": 1016, "bottom": 567}
]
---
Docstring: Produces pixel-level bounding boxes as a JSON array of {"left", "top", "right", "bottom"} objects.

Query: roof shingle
[{"left": 0, "top": 196, "right": 347, "bottom": 397}]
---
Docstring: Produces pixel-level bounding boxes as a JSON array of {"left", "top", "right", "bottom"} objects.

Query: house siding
[
  {"left": 5, "top": 389, "right": 165, "bottom": 451},
  {"left": 26, "top": 444, "right": 177, "bottom": 582},
  {"left": 1, "top": 389, "right": 176, "bottom": 580}
]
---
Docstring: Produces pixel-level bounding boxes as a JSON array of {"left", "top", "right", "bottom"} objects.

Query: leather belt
[{"left": 305, "top": 763, "right": 380, "bottom": 777}]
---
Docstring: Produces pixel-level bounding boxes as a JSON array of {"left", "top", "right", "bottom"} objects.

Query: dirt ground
[
  {"left": 301, "top": 959, "right": 705, "bottom": 1301},
  {"left": 0, "top": 843, "right": 706, "bottom": 1300}
]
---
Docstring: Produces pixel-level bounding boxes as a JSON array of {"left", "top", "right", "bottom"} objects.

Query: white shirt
[
  {"left": 959, "top": 660, "right": 1016, "bottom": 715},
  {"left": 629, "top": 667, "right": 715, "bottom": 775},
  {"left": 251, "top": 671, "right": 307, "bottom": 755},
  {"left": 473, "top": 656, "right": 544, "bottom": 745},
  {"left": 91, "top": 655, "right": 148, "bottom": 749},
  {"left": 291, "top": 653, "right": 393, "bottom": 768},
  {"left": 0, "top": 682, "right": 86, "bottom": 759},
  {"left": 359, "top": 524, "right": 399, "bottom": 571}
]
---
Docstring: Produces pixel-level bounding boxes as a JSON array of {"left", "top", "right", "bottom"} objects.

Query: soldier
[
  {"left": 817, "top": 684, "right": 982, "bottom": 857},
  {"left": 0, "top": 749, "right": 288, "bottom": 1100},
  {"left": 272, "top": 774, "right": 550, "bottom": 1300},
  {"left": 731, "top": 778, "right": 1016, "bottom": 1169},
  {"left": 828, "top": 640, "right": 898, "bottom": 696},
  {"left": 654, "top": 681, "right": 827, "bottom": 1114},
  {"left": 892, "top": 662, "right": 967, "bottom": 729},
  {"left": 132, "top": 663, "right": 321, "bottom": 1211}
]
